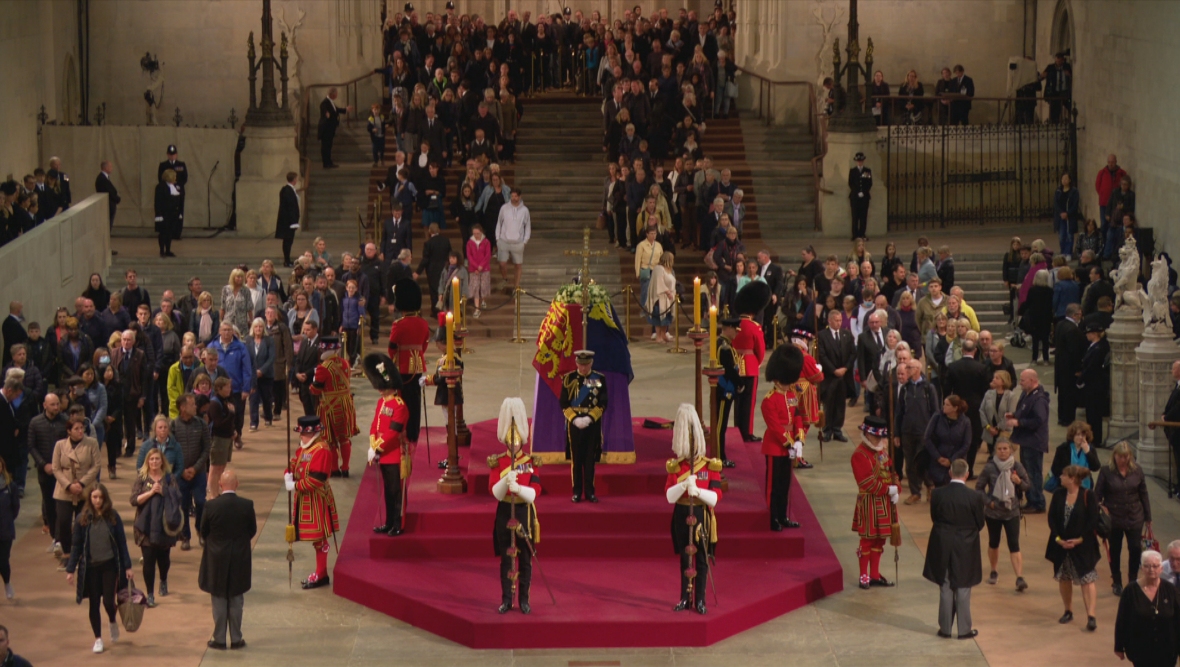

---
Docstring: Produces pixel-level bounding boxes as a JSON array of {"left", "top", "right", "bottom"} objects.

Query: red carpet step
[{"left": 333, "top": 418, "right": 843, "bottom": 649}]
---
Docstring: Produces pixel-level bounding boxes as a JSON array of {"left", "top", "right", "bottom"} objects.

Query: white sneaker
[
  {"left": 109, "top": 622, "right": 120, "bottom": 643},
  {"left": 5, "top": 583, "right": 13, "bottom": 599},
  {"left": 650, "top": 332, "right": 658, "bottom": 340},
  {"left": 93, "top": 639, "right": 104, "bottom": 654},
  {"left": 53, "top": 542, "right": 62, "bottom": 557}
]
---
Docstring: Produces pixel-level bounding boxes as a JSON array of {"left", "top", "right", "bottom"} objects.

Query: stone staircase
[{"left": 947, "top": 252, "right": 1009, "bottom": 333}]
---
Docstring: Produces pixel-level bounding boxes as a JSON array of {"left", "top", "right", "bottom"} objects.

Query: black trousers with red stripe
[
  {"left": 734, "top": 377, "right": 757, "bottom": 438},
  {"left": 767, "top": 455, "right": 793, "bottom": 523}
]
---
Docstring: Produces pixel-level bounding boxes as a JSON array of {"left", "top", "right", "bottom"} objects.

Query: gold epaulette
[
  {"left": 707, "top": 458, "right": 723, "bottom": 472},
  {"left": 531, "top": 455, "right": 543, "bottom": 467},
  {"left": 666, "top": 458, "right": 682, "bottom": 474},
  {"left": 764, "top": 389, "right": 777, "bottom": 400},
  {"left": 487, "top": 453, "right": 506, "bottom": 469}
]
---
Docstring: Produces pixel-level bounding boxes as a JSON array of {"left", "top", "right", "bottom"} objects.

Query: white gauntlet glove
[
  {"left": 887, "top": 485, "right": 899, "bottom": 504},
  {"left": 418, "top": 375, "right": 428, "bottom": 387},
  {"left": 508, "top": 481, "right": 522, "bottom": 495},
  {"left": 367, "top": 447, "right": 378, "bottom": 464},
  {"left": 686, "top": 476, "right": 700, "bottom": 497},
  {"left": 791, "top": 441, "right": 804, "bottom": 459},
  {"left": 573, "top": 416, "right": 592, "bottom": 429},
  {"left": 284, "top": 472, "right": 295, "bottom": 492},
  {"left": 506, "top": 470, "right": 519, "bottom": 484}
]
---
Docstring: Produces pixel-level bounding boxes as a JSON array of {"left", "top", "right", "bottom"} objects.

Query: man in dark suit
[
  {"left": 693, "top": 22, "right": 718, "bottom": 63},
  {"left": 1162, "top": 361, "right": 1180, "bottom": 494},
  {"left": 856, "top": 311, "right": 886, "bottom": 417},
  {"left": 158, "top": 145, "right": 188, "bottom": 233},
  {"left": 94, "top": 161, "right": 121, "bottom": 231},
  {"left": 942, "top": 340, "right": 989, "bottom": 477},
  {"left": 381, "top": 202, "right": 413, "bottom": 262},
  {"left": 949, "top": 65, "right": 975, "bottom": 125},
  {"left": 922, "top": 459, "right": 984, "bottom": 640},
  {"left": 293, "top": 320, "right": 320, "bottom": 416},
  {"left": 318, "top": 88, "right": 351, "bottom": 169},
  {"left": 274, "top": 172, "right": 301, "bottom": 267},
  {"left": 111, "top": 329, "right": 150, "bottom": 457},
  {"left": 2, "top": 302, "right": 27, "bottom": 367},
  {"left": 199, "top": 469, "right": 256, "bottom": 650},
  {"left": 848, "top": 152, "right": 872, "bottom": 240},
  {"left": 0, "top": 373, "right": 21, "bottom": 474},
  {"left": 420, "top": 105, "right": 447, "bottom": 163},
  {"left": 755, "top": 251, "right": 784, "bottom": 346},
  {"left": 818, "top": 309, "right": 856, "bottom": 441},
  {"left": 1053, "top": 303, "right": 1086, "bottom": 426}
]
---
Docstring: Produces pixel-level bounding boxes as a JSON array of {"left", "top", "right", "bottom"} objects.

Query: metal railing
[
  {"left": 296, "top": 71, "right": 386, "bottom": 163},
  {"left": 865, "top": 94, "right": 1073, "bottom": 127}
]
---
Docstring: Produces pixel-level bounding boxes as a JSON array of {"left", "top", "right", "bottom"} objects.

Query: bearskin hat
[
  {"left": 363, "top": 352, "right": 403, "bottom": 392},
  {"left": 733, "top": 281, "right": 771, "bottom": 316},
  {"left": 393, "top": 278, "right": 422, "bottom": 313},
  {"left": 764, "top": 343, "right": 804, "bottom": 385}
]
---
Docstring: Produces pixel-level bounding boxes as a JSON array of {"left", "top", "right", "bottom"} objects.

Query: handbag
[
  {"left": 116, "top": 577, "right": 148, "bottom": 632},
  {"left": 1094, "top": 492, "right": 1112, "bottom": 540},
  {"left": 1143, "top": 524, "right": 1160, "bottom": 553},
  {"left": 725, "top": 80, "right": 739, "bottom": 99}
]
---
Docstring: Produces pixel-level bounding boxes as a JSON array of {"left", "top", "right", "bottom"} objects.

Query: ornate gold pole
[
  {"left": 509, "top": 287, "right": 527, "bottom": 343},
  {"left": 436, "top": 365, "right": 466, "bottom": 494}
]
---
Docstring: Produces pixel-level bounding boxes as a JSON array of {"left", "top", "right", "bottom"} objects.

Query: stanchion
[
  {"left": 770, "top": 315, "right": 779, "bottom": 351},
  {"left": 509, "top": 287, "right": 527, "bottom": 343},
  {"left": 458, "top": 297, "right": 473, "bottom": 354},
  {"left": 454, "top": 329, "right": 471, "bottom": 448},
  {"left": 623, "top": 285, "right": 636, "bottom": 342},
  {"left": 666, "top": 297, "right": 688, "bottom": 354}
]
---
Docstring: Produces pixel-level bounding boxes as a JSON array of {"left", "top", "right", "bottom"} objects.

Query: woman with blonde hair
[
  {"left": 645, "top": 252, "right": 678, "bottom": 344},
  {"left": 245, "top": 269, "right": 266, "bottom": 319},
  {"left": 220, "top": 268, "right": 254, "bottom": 343},
  {"left": 129, "top": 447, "right": 179, "bottom": 607},
  {"left": 190, "top": 291, "right": 220, "bottom": 345},
  {"left": 1096, "top": 441, "right": 1152, "bottom": 597}
]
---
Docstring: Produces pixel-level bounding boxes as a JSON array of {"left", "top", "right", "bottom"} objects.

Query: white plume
[
  {"left": 672, "top": 403, "right": 706, "bottom": 460},
  {"left": 497, "top": 397, "right": 530, "bottom": 444}
]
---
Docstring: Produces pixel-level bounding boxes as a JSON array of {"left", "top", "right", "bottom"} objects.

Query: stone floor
[{"left": 4, "top": 228, "right": 1166, "bottom": 666}]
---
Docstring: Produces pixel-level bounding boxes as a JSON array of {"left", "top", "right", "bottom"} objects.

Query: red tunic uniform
[
  {"left": 851, "top": 442, "right": 898, "bottom": 539},
  {"left": 370, "top": 393, "right": 409, "bottom": 465},
  {"left": 311, "top": 356, "right": 360, "bottom": 457},
  {"left": 289, "top": 437, "right": 340, "bottom": 542},
  {"left": 732, "top": 316, "right": 766, "bottom": 378},
  {"left": 793, "top": 352, "right": 824, "bottom": 432},
  {"left": 760, "top": 387, "right": 802, "bottom": 457},
  {"left": 489, "top": 453, "right": 543, "bottom": 499},
  {"left": 665, "top": 458, "right": 724, "bottom": 504},
  {"left": 387, "top": 315, "right": 431, "bottom": 376}
]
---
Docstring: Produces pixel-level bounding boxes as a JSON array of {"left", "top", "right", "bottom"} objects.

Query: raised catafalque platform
[{"left": 333, "top": 418, "right": 843, "bottom": 649}]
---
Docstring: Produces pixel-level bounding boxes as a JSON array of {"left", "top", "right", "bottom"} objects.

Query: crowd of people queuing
[{"left": 0, "top": 158, "right": 79, "bottom": 246}]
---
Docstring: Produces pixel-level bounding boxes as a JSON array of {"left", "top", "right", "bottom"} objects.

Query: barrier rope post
[
  {"left": 459, "top": 296, "right": 473, "bottom": 354},
  {"left": 509, "top": 287, "right": 528, "bottom": 344},
  {"left": 623, "top": 285, "right": 635, "bottom": 342},
  {"left": 666, "top": 297, "right": 688, "bottom": 354}
]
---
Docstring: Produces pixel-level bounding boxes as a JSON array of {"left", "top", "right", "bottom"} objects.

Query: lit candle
[
  {"left": 708, "top": 305, "right": 717, "bottom": 365},
  {"left": 445, "top": 312, "right": 455, "bottom": 369},
  {"left": 693, "top": 276, "right": 701, "bottom": 329},
  {"left": 452, "top": 276, "right": 461, "bottom": 328}
]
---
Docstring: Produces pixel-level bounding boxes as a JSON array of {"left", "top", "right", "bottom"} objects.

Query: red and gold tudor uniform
[
  {"left": 665, "top": 456, "right": 722, "bottom": 611},
  {"left": 760, "top": 344, "right": 805, "bottom": 531},
  {"left": 851, "top": 415, "right": 898, "bottom": 589},
  {"left": 731, "top": 282, "right": 770, "bottom": 441},
  {"left": 388, "top": 278, "right": 431, "bottom": 447},
  {"left": 286, "top": 415, "right": 340, "bottom": 589},
  {"left": 309, "top": 336, "right": 360, "bottom": 475},
  {"left": 489, "top": 449, "right": 542, "bottom": 613},
  {"left": 363, "top": 351, "right": 410, "bottom": 536}
]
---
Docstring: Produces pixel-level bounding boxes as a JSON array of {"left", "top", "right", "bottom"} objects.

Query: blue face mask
[{"left": 99, "top": 356, "right": 110, "bottom": 365}]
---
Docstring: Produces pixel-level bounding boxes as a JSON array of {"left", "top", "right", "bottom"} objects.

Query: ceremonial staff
[
  {"left": 513, "top": 424, "right": 556, "bottom": 606},
  {"left": 503, "top": 422, "right": 523, "bottom": 607},
  {"left": 285, "top": 405, "right": 294, "bottom": 588},
  {"left": 886, "top": 361, "right": 900, "bottom": 586}
]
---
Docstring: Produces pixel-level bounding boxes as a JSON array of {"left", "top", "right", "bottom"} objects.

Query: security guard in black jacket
[{"left": 848, "top": 152, "right": 872, "bottom": 240}]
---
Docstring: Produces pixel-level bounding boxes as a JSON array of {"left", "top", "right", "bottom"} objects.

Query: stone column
[
  {"left": 235, "top": 126, "right": 301, "bottom": 237},
  {"left": 820, "top": 131, "right": 887, "bottom": 239},
  {"left": 1107, "top": 309, "right": 1144, "bottom": 445},
  {"left": 1136, "top": 328, "right": 1178, "bottom": 478}
]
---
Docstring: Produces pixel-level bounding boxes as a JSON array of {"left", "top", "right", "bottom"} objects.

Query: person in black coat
[
  {"left": 1054, "top": 305, "right": 1086, "bottom": 425},
  {"left": 1114, "top": 550, "right": 1180, "bottom": 667},
  {"left": 924, "top": 395, "right": 972, "bottom": 487},
  {"left": 274, "top": 173, "right": 301, "bottom": 268},
  {"left": 1163, "top": 360, "right": 1180, "bottom": 493},
  {"left": 817, "top": 309, "right": 856, "bottom": 441},
  {"left": 942, "top": 341, "right": 989, "bottom": 476},
  {"left": 64, "top": 484, "right": 133, "bottom": 652},
  {"left": 1019, "top": 270, "right": 1054, "bottom": 364},
  {"left": 949, "top": 65, "right": 975, "bottom": 125},
  {"left": 157, "top": 146, "right": 188, "bottom": 235},
  {"left": 154, "top": 170, "right": 183, "bottom": 258},
  {"left": 1046, "top": 465, "right": 1102, "bottom": 630},
  {"left": 318, "top": 88, "right": 351, "bottom": 168},
  {"left": 847, "top": 153, "right": 872, "bottom": 241},
  {"left": 923, "top": 459, "right": 984, "bottom": 640},
  {"left": 1049, "top": 421, "right": 1102, "bottom": 489},
  {"left": 94, "top": 162, "right": 120, "bottom": 231},
  {"left": 382, "top": 202, "right": 414, "bottom": 262},
  {"left": 2, "top": 304, "right": 27, "bottom": 368},
  {"left": 1076, "top": 321, "right": 1111, "bottom": 444},
  {"left": 199, "top": 470, "right": 256, "bottom": 650},
  {"left": 416, "top": 224, "right": 452, "bottom": 317}
]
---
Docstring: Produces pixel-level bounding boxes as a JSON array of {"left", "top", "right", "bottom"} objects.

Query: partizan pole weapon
[
  {"left": 512, "top": 423, "right": 556, "bottom": 605},
  {"left": 285, "top": 405, "right": 294, "bottom": 588}
]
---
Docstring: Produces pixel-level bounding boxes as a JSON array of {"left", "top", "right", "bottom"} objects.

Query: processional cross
[{"left": 563, "top": 227, "right": 610, "bottom": 344}]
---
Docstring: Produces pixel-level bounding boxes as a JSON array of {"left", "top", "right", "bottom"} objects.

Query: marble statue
[
  {"left": 1113, "top": 237, "right": 1147, "bottom": 314},
  {"left": 141, "top": 52, "right": 164, "bottom": 126},
  {"left": 278, "top": 7, "right": 306, "bottom": 129},
  {"left": 1145, "top": 254, "right": 1171, "bottom": 332}
]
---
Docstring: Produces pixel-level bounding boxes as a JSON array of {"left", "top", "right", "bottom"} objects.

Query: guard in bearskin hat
[
  {"left": 284, "top": 415, "right": 340, "bottom": 589},
  {"left": 731, "top": 281, "right": 770, "bottom": 443},
  {"left": 665, "top": 403, "right": 722, "bottom": 615},
  {"left": 388, "top": 278, "right": 431, "bottom": 458},
  {"left": 489, "top": 397, "right": 542, "bottom": 614},
  {"left": 851, "top": 415, "right": 899, "bottom": 589},
  {"left": 310, "top": 335, "right": 360, "bottom": 476},
  {"left": 364, "top": 353, "right": 410, "bottom": 535},
  {"left": 761, "top": 344, "right": 804, "bottom": 531}
]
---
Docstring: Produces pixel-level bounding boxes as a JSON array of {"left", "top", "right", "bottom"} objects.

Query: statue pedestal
[
  {"left": 1108, "top": 308, "right": 1145, "bottom": 445},
  {"left": 820, "top": 130, "right": 887, "bottom": 239},
  {"left": 235, "top": 124, "right": 300, "bottom": 237},
  {"left": 1136, "top": 328, "right": 1179, "bottom": 477}
]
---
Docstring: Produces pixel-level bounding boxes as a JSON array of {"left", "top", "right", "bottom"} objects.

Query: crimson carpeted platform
[{"left": 333, "top": 418, "right": 843, "bottom": 648}]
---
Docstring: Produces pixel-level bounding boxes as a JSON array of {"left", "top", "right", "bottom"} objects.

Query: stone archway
[{"left": 1051, "top": 0, "right": 1074, "bottom": 57}]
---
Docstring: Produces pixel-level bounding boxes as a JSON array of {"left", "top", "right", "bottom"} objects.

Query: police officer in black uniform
[
  {"left": 158, "top": 145, "right": 188, "bottom": 237},
  {"left": 848, "top": 151, "right": 872, "bottom": 241},
  {"left": 561, "top": 350, "right": 607, "bottom": 503}
]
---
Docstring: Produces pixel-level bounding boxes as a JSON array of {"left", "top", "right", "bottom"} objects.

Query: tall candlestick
[
  {"left": 445, "top": 312, "right": 455, "bottom": 369},
  {"left": 708, "top": 305, "right": 717, "bottom": 365},
  {"left": 693, "top": 276, "right": 701, "bottom": 329},
  {"left": 452, "top": 276, "right": 461, "bottom": 328}
]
